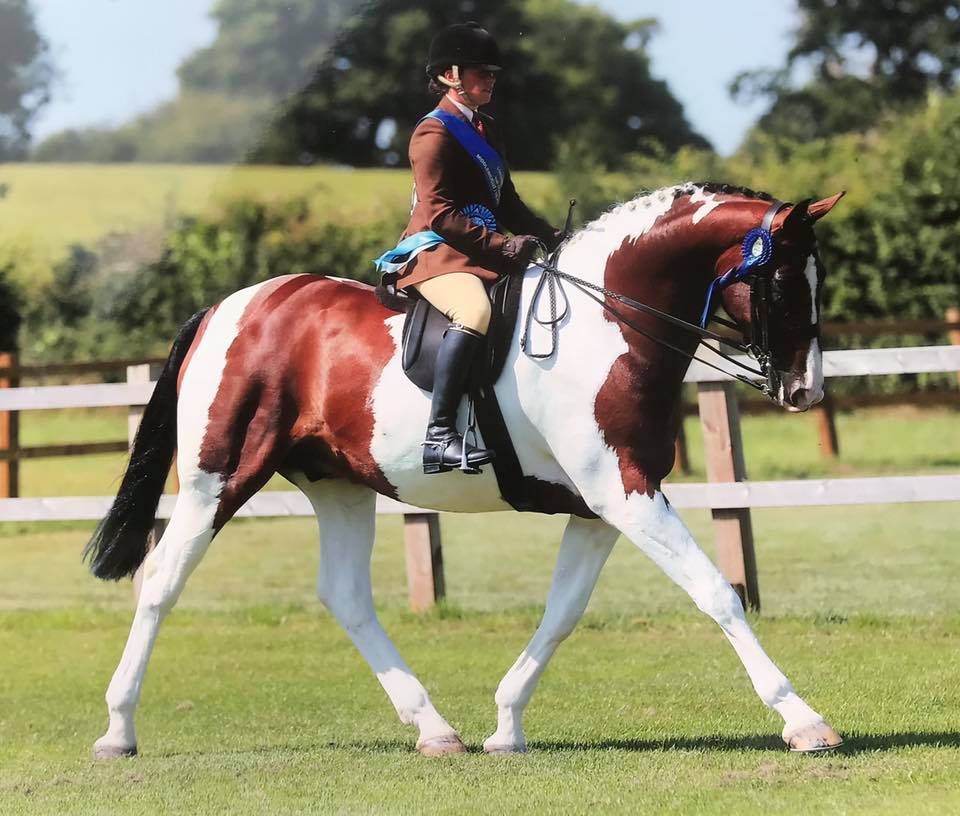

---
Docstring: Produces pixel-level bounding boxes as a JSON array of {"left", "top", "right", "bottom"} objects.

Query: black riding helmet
[{"left": 426, "top": 22, "right": 503, "bottom": 77}]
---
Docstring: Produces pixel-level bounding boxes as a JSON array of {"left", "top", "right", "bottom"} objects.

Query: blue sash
[
  {"left": 422, "top": 109, "right": 506, "bottom": 204},
  {"left": 373, "top": 108, "right": 506, "bottom": 276}
]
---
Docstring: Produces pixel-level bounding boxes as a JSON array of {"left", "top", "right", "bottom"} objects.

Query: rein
[{"left": 521, "top": 200, "right": 788, "bottom": 398}]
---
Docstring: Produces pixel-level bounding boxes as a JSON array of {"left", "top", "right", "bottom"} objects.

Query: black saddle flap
[
  {"left": 401, "top": 296, "right": 451, "bottom": 392},
  {"left": 399, "top": 273, "right": 524, "bottom": 393}
]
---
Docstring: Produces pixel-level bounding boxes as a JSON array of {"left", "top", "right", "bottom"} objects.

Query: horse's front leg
[
  {"left": 483, "top": 515, "right": 618, "bottom": 753},
  {"left": 595, "top": 486, "right": 842, "bottom": 752}
]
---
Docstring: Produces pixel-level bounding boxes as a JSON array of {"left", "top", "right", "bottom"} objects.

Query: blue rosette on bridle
[{"left": 699, "top": 227, "right": 774, "bottom": 328}]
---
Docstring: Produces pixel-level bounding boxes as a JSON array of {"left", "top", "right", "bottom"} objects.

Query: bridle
[{"left": 521, "top": 199, "right": 792, "bottom": 399}]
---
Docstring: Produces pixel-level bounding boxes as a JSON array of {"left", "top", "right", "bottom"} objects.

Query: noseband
[{"left": 523, "top": 199, "right": 792, "bottom": 399}]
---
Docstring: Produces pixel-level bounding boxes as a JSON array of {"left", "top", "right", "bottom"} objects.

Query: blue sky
[{"left": 30, "top": 0, "right": 799, "bottom": 156}]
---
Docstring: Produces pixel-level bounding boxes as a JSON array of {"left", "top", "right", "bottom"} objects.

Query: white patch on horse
[
  {"left": 370, "top": 315, "right": 512, "bottom": 512},
  {"left": 178, "top": 280, "right": 272, "bottom": 487},
  {"left": 689, "top": 186, "right": 727, "bottom": 224},
  {"left": 371, "top": 189, "right": 685, "bottom": 512},
  {"left": 804, "top": 255, "right": 819, "bottom": 325},
  {"left": 326, "top": 276, "right": 370, "bottom": 289},
  {"left": 804, "top": 337, "right": 824, "bottom": 396}
]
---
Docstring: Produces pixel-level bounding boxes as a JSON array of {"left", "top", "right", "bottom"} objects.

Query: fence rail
[{"left": 2, "top": 347, "right": 959, "bottom": 612}]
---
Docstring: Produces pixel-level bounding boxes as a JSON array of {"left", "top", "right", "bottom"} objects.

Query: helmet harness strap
[{"left": 436, "top": 65, "right": 479, "bottom": 109}]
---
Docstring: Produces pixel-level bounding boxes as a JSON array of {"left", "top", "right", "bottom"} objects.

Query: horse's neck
[{"left": 541, "top": 216, "right": 712, "bottom": 392}]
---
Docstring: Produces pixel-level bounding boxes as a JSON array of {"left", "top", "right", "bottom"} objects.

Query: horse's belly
[{"left": 369, "top": 316, "right": 515, "bottom": 514}]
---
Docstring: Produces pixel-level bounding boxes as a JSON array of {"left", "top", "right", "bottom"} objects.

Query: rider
[{"left": 377, "top": 21, "right": 564, "bottom": 475}]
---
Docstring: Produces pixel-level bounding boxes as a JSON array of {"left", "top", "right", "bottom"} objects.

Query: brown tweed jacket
[{"left": 396, "top": 95, "right": 558, "bottom": 288}]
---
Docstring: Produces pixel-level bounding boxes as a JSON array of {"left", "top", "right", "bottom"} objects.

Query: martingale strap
[{"left": 423, "top": 109, "right": 506, "bottom": 204}]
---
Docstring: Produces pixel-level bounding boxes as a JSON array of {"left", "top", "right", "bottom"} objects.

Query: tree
[
  {"left": 177, "top": 0, "right": 361, "bottom": 98},
  {"left": 251, "top": 0, "right": 708, "bottom": 169},
  {"left": 0, "top": 0, "right": 53, "bottom": 159},
  {"left": 734, "top": 0, "right": 960, "bottom": 142}
]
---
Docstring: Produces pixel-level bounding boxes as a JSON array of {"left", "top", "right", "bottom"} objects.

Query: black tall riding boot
[{"left": 422, "top": 324, "right": 494, "bottom": 475}]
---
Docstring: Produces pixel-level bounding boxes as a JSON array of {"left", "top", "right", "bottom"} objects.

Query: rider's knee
[{"left": 450, "top": 297, "right": 491, "bottom": 335}]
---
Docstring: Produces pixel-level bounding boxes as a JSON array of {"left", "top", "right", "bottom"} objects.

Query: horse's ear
[
  {"left": 807, "top": 191, "right": 845, "bottom": 222},
  {"left": 780, "top": 199, "right": 811, "bottom": 235}
]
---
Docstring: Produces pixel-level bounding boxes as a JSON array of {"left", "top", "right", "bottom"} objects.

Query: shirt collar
[{"left": 447, "top": 95, "right": 475, "bottom": 122}]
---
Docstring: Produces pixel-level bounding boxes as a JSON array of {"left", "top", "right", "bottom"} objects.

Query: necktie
[{"left": 474, "top": 117, "right": 486, "bottom": 140}]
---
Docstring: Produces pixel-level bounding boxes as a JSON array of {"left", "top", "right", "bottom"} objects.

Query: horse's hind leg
[
  {"left": 293, "top": 476, "right": 465, "bottom": 756},
  {"left": 93, "top": 477, "right": 221, "bottom": 758},
  {"left": 484, "top": 515, "right": 618, "bottom": 754}
]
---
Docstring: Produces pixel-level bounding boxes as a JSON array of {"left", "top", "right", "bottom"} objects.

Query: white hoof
[
  {"left": 483, "top": 735, "right": 527, "bottom": 755},
  {"left": 783, "top": 721, "right": 843, "bottom": 753},
  {"left": 416, "top": 734, "right": 467, "bottom": 757},
  {"left": 93, "top": 738, "right": 138, "bottom": 760}
]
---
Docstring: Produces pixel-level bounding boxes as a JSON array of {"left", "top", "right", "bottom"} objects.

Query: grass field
[
  {"left": 0, "top": 163, "right": 557, "bottom": 279},
  {"left": 2, "top": 406, "right": 959, "bottom": 813}
]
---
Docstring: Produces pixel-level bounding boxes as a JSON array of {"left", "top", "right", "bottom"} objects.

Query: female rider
[{"left": 377, "top": 22, "right": 563, "bottom": 475}]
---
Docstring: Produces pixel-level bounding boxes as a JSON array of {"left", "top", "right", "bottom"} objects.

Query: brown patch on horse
[
  {"left": 590, "top": 196, "right": 716, "bottom": 495},
  {"left": 591, "top": 193, "right": 770, "bottom": 495},
  {"left": 197, "top": 275, "right": 399, "bottom": 529}
]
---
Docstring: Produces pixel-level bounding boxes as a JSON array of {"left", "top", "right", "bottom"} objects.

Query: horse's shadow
[
  {"left": 530, "top": 731, "right": 960, "bottom": 755},
  {"left": 157, "top": 731, "right": 960, "bottom": 758}
]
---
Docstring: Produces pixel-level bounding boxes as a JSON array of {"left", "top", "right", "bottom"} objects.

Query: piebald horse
[{"left": 87, "top": 182, "right": 844, "bottom": 758}]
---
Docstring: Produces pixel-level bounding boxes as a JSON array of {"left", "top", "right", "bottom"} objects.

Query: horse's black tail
[{"left": 83, "top": 309, "right": 209, "bottom": 580}]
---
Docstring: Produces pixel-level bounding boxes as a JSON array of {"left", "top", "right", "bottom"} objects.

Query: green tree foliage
[
  {"left": 21, "top": 200, "right": 399, "bottom": 359},
  {"left": 735, "top": 0, "right": 960, "bottom": 142},
  {"left": 33, "top": 93, "right": 273, "bottom": 163},
  {"left": 820, "top": 92, "right": 960, "bottom": 323},
  {"left": 0, "top": 261, "right": 23, "bottom": 350},
  {"left": 249, "top": 0, "right": 708, "bottom": 169},
  {"left": 178, "top": 0, "right": 360, "bottom": 97},
  {"left": 0, "top": 0, "right": 53, "bottom": 159}
]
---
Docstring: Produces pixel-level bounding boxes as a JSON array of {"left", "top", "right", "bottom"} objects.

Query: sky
[{"left": 30, "top": 0, "right": 800, "bottom": 156}]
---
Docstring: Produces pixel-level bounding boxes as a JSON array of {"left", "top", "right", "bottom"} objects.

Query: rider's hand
[{"left": 503, "top": 234, "right": 543, "bottom": 272}]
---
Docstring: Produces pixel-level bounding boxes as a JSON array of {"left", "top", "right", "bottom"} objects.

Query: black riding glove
[{"left": 503, "top": 234, "right": 544, "bottom": 273}]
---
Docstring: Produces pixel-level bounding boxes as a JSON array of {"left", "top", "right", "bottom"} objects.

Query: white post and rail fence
[{"left": 1, "top": 345, "right": 959, "bottom": 613}]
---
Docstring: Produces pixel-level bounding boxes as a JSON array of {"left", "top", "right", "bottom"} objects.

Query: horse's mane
[{"left": 567, "top": 181, "right": 775, "bottom": 248}]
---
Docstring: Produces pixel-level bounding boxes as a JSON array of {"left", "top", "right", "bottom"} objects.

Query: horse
[{"left": 86, "top": 182, "right": 845, "bottom": 759}]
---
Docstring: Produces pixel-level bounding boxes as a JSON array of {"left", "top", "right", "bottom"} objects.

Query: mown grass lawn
[
  {"left": 3, "top": 608, "right": 960, "bottom": 815},
  {"left": 1, "top": 406, "right": 959, "bottom": 813}
]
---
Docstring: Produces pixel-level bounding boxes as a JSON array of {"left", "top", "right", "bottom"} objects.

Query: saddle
[{"left": 376, "top": 272, "right": 538, "bottom": 512}]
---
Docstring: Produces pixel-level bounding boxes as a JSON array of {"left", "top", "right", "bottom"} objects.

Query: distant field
[{"left": 0, "top": 163, "right": 557, "bottom": 278}]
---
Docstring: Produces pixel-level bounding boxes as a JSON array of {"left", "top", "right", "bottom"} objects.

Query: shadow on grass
[
  {"left": 157, "top": 731, "right": 960, "bottom": 759},
  {"left": 530, "top": 731, "right": 960, "bottom": 755}
]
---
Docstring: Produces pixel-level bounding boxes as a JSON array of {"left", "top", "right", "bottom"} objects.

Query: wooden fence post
[
  {"left": 813, "top": 390, "right": 840, "bottom": 458},
  {"left": 948, "top": 306, "right": 960, "bottom": 387},
  {"left": 403, "top": 513, "right": 445, "bottom": 612},
  {"left": 0, "top": 352, "right": 18, "bottom": 498},
  {"left": 696, "top": 379, "right": 760, "bottom": 611},
  {"left": 128, "top": 363, "right": 168, "bottom": 602}
]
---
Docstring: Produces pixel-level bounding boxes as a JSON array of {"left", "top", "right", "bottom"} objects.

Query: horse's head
[{"left": 712, "top": 192, "right": 845, "bottom": 411}]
